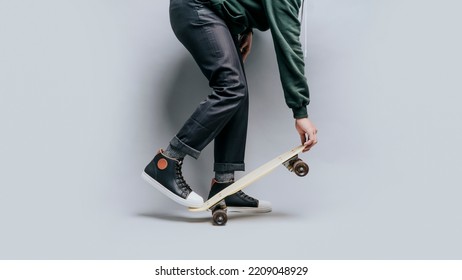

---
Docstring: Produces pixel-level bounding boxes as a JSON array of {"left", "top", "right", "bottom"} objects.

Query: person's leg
[
  {"left": 212, "top": 63, "right": 248, "bottom": 182},
  {"left": 143, "top": 0, "right": 248, "bottom": 207},
  {"left": 213, "top": 68, "right": 249, "bottom": 175},
  {"left": 168, "top": 0, "right": 249, "bottom": 160},
  {"left": 207, "top": 47, "right": 271, "bottom": 213}
]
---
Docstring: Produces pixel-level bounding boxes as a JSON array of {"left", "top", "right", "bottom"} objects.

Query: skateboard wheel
[
  {"left": 293, "top": 160, "right": 309, "bottom": 177},
  {"left": 212, "top": 209, "right": 228, "bottom": 226}
]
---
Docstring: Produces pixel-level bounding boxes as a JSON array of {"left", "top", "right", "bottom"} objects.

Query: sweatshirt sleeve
[{"left": 263, "top": 0, "right": 309, "bottom": 118}]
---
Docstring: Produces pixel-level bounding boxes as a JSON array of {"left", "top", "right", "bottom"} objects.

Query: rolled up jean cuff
[
  {"left": 214, "top": 162, "right": 245, "bottom": 172},
  {"left": 170, "top": 136, "right": 201, "bottom": 159}
]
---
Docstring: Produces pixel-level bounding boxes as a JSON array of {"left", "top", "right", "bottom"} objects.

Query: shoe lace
[
  {"left": 236, "top": 190, "right": 256, "bottom": 202},
  {"left": 175, "top": 160, "right": 191, "bottom": 193}
]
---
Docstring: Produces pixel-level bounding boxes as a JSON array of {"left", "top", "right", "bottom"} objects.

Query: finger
[
  {"left": 301, "top": 134, "right": 312, "bottom": 152},
  {"left": 299, "top": 133, "right": 307, "bottom": 146},
  {"left": 307, "top": 137, "right": 316, "bottom": 147},
  {"left": 242, "top": 49, "right": 250, "bottom": 62},
  {"left": 309, "top": 129, "right": 317, "bottom": 144},
  {"left": 240, "top": 47, "right": 249, "bottom": 56},
  {"left": 305, "top": 138, "right": 314, "bottom": 148},
  {"left": 304, "top": 132, "right": 317, "bottom": 152},
  {"left": 240, "top": 39, "right": 249, "bottom": 50}
]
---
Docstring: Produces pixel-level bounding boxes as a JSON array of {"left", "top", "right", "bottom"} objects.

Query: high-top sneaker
[
  {"left": 142, "top": 150, "right": 203, "bottom": 207},
  {"left": 208, "top": 179, "right": 272, "bottom": 213}
]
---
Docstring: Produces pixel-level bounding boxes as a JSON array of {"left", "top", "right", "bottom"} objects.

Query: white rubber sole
[
  {"left": 142, "top": 171, "right": 203, "bottom": 208},
  {"left": 227, "top": 200, "right": 272, "bottom": 213}
]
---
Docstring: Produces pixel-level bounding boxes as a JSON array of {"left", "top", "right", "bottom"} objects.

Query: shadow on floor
[{"left": 136, "top": 210, "right": 294, "bottom": 225}]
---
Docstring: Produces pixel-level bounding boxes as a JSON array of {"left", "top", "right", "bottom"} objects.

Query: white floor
[{"left": 2, "top": 158, "right": 461, "bottom": 259}]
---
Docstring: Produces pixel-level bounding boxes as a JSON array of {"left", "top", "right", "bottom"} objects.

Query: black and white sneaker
[
  {"left": 208, "top": 180, "right": 272, "bottom": 213},
  {"left": 142, "top": 150, "right": 203, "bottom": 207}
]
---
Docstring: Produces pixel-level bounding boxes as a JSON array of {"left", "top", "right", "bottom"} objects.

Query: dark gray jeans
[{"left": 169, "top": 0, "right": 248, "bottom": 172}]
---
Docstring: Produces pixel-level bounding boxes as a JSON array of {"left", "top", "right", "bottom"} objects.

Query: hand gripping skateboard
[{"left": 188, "top": 145, "right": 309, "bottom": 225}]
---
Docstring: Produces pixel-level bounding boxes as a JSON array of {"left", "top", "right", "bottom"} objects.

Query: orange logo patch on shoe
[{"left": 157, "top": 158, "right": 168, "bottom": 170}]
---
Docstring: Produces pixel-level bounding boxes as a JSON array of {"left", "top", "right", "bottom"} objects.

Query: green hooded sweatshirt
[{"left": 209, "top": 0, "right": 309, "bottom": 118}]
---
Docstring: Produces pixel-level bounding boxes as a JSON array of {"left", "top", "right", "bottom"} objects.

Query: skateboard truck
[{"left": 283, "top": 155, "right": 309, "bottom": 177}]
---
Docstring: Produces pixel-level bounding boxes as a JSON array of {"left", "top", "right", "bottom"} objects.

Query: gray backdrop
[{"left": 1, "top": 0, "right": 461, "bottom": 259}]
